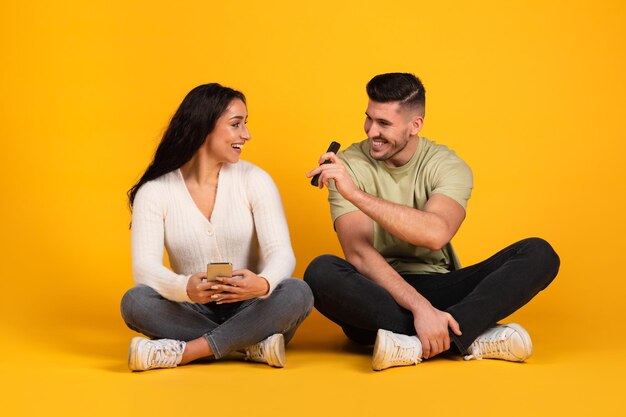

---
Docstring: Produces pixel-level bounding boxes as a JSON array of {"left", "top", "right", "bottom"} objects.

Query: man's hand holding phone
[
  {"left": 309, "top": 141, "right": 340, "bottom": 187},
  {"left": 306, "top": 141, "right": 361, "bottom": 200}
]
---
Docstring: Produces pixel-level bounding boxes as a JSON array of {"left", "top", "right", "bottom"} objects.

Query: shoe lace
[
  {"left": 390, "top": 343, "right": 422, "bottom": 364},
  {"left": 245, "top": 342, "right": 264, "bottom": 361},
  {"left": 464, "top": 328, "right": 509, "bottom": 361},
  {"left": 149, "top": 341, "right": 184, "bottom": 368}
]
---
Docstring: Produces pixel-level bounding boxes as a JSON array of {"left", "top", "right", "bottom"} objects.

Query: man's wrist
[
  {"left": 345, "top": 187, "right": 366, "bottom": 206},
  {"left": 409, "top": 297, "right": 431, "bottom": 314}
]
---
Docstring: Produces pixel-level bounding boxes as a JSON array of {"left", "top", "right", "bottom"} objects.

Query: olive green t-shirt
[{"left": 329, "top": 137, "right": 473, "bottom": 274}]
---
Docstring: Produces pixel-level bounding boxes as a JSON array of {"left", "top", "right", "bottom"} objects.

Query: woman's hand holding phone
[
  {"left": 208, "top": 269, "right": 270, "bottom": 304},
  {"left": 186, "top": 271, "right": 224, "bottom": 303}
]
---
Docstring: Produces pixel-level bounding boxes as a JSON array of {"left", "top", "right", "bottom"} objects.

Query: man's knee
[
  {"left": 303, "top": 254, "right": 343, "bottom": 290},
  {"left": 526, "top": 237, "right": 560, "bottom": 273},
  {"left": 523, "top": 237, "right": 560, "bottom": 288}
]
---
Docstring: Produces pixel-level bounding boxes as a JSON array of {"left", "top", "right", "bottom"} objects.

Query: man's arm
[
  {"left": 335, "top": 210, "right": 427, "bottom": 311},
  {"left": 309, "top": 152, "right": 466, "bottom": 250},
  {"left": 335, "top": 210, "right": 461, "bottom": 359},
  {"left": 350, "top": 190, "right": 465, "bottom": 251}
]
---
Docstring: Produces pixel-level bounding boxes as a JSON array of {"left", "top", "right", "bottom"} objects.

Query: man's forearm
[
  {"left": 347, "top": 189, "right": 450, "bottom": 250},
  {"left": 348, "top": 247, "right": 431, "bottom": 314}
]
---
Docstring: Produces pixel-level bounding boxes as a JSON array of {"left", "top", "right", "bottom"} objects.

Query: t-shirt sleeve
[{"left": 429, "top": 153, "right": 473, "bottom": 209}]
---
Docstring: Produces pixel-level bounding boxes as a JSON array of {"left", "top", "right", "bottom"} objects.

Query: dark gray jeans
[
  {"left": 304, "top": 238, "right": 560, "bottom": 354},
  {"left": 121, "top": 278, "right": 313, "bottom": 359}
]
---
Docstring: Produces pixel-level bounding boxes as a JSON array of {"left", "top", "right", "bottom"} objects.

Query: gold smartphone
[{"left": 206, "top": 262, "right": 232, "bottom": 281}]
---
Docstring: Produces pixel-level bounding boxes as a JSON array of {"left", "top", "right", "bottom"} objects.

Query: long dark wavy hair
[{"left": 127, "top": 83, "right": 246, "bottom": 211}]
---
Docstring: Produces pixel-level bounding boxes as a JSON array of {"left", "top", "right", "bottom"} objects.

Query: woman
[{"left": 121, "top": 83, "right": 313, "bottom": 371}]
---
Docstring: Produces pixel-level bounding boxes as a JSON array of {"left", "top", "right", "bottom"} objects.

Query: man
[{"left": 304, "top": 73, "right": 559, "bottom": 371}]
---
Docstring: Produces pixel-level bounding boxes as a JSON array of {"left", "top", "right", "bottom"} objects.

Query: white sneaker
[
  {"left": 128, "top": 337, "right": 186, "bottom": 371},
  {"left": 464, "top": 323, "right": 533, "bottom": 362},
  {"left": 244, "top": 334, "right": 285, "bottom": 368},
  {"left": 372, "top": 329, "right": 423, "bottom": 371}
]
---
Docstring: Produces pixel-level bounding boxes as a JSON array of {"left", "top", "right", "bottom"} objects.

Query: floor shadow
[{"left": 23, "top": 307, "right": 134, "bottom": 363}]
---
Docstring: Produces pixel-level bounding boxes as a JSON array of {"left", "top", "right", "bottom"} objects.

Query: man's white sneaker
[
  {"left": 128, "top": 337, "right": 186, "bottom": 371},
  {"left": 244, "top": 334, "right": 285, "bottom": 368},
  {"left": 464, "top": 323, "right": 532, "bottom": 362},
  {"left": 372, "top": 329, "right": 423, "bottom": 371}
]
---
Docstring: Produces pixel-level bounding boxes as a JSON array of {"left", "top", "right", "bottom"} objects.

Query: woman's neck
[{"left": 180, "top": 154, "right": 222, "bottom": 186}]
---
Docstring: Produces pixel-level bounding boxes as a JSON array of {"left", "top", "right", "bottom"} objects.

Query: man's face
[{"left": 363, "top": 100, "right": 423, "bottom": 167}]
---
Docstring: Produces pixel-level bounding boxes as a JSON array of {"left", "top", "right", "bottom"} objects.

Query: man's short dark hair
[{"left": 366, "top": 73, "right": 425, "bottom": 115}]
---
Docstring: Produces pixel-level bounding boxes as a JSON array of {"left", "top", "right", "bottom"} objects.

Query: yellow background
[{"left": 1, "top": 0, "right": 625, "bottom": 416}]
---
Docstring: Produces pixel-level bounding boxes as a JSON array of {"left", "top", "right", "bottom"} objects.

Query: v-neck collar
[{"left": 175, "top": 167, "right": 224, "bottom": 225}]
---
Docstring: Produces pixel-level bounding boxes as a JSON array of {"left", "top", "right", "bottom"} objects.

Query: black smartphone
[{"left": 310, "top": 141, "right": 341, "bottom": 186}]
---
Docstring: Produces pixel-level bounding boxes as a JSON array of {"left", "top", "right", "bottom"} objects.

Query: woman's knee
[
  {"left": 120, "top": 286, "right": 159, "bottom": 325},
  {"left": 275, "top": 278, "right": 314, "bottom": 316}
]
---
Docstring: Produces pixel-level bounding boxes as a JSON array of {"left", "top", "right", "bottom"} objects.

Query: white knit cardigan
[{"left": 131, "top": 161, "right": 295, "bottom": 302}]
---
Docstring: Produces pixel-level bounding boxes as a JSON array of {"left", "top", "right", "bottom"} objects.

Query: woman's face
[{"left": 205, "top": 99, "right": 250, "bottom": 164}]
